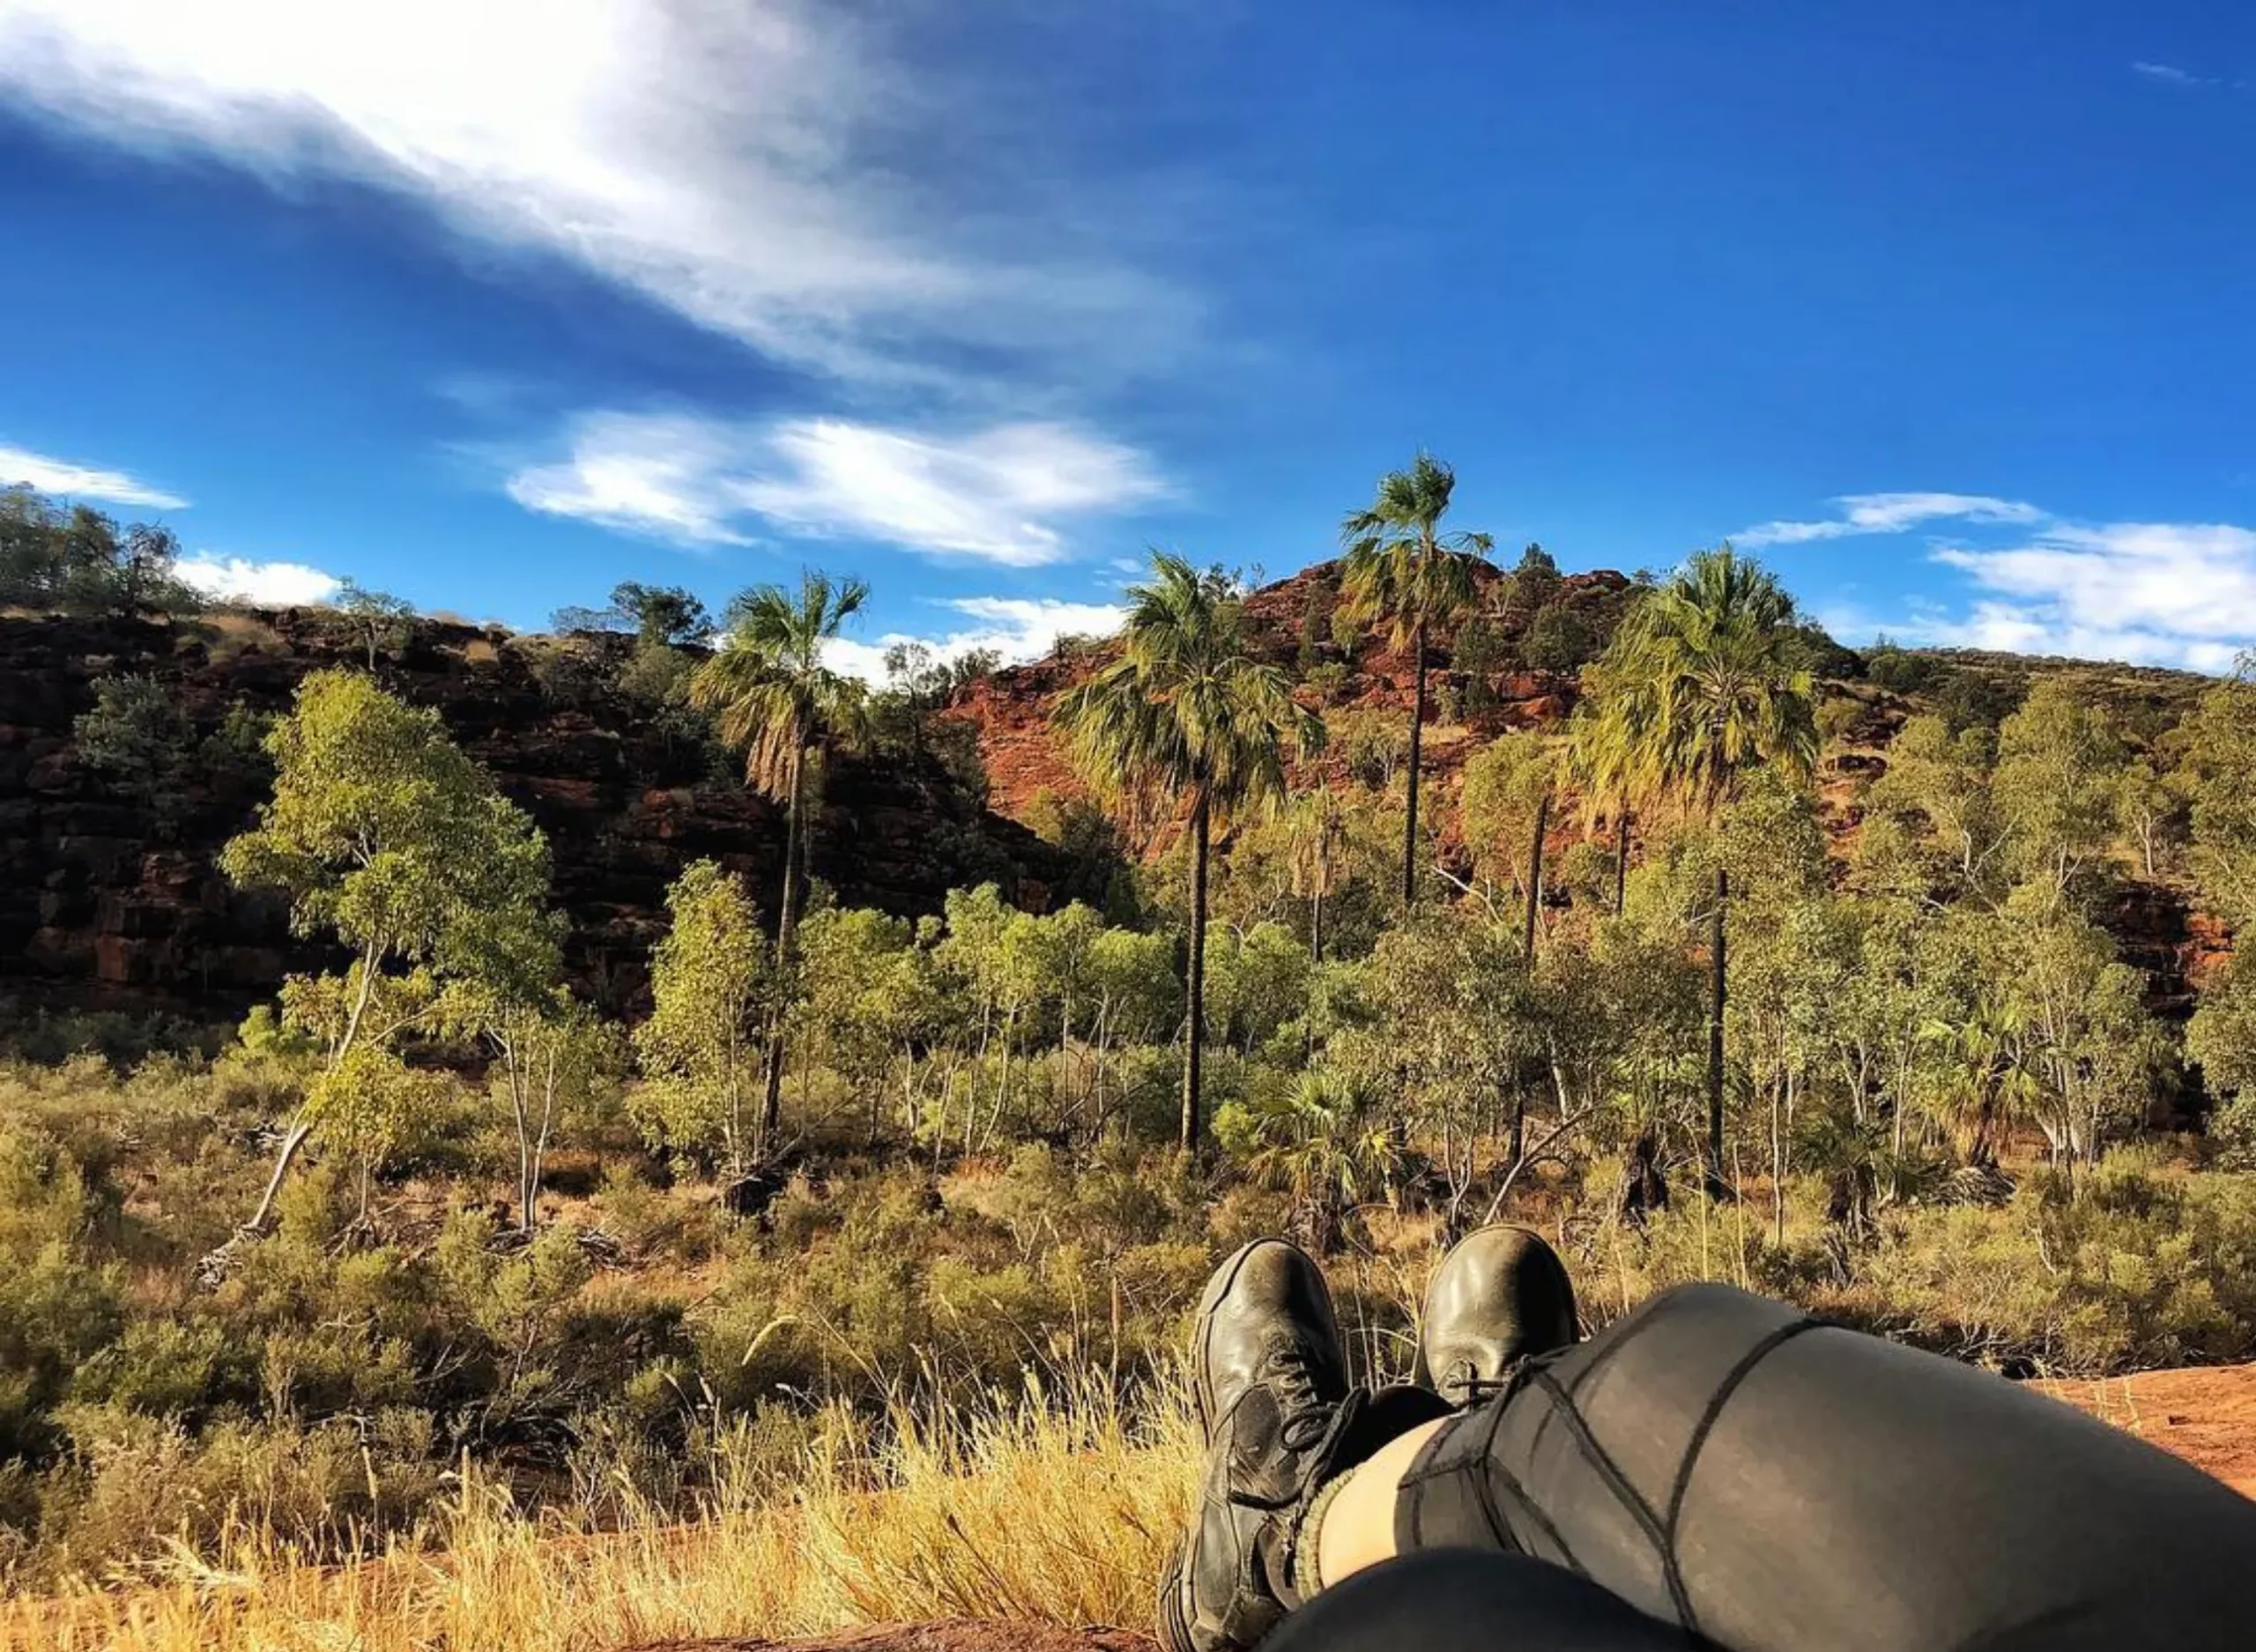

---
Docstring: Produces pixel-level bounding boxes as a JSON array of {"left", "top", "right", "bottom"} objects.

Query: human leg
[
  {"left": 1264, "top": 1550, "right": 1688, "bottom": 1652},
  {"left": 1338, "top": 1270, "right": 2256, "bottom": 1651}
]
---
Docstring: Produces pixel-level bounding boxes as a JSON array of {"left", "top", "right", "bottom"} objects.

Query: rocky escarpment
[
  {"left": 0, "top": 610, "right": 1070, "bottom": 1025},
  {"left": 952, "top": 559, "right": 1636, "bottom": 829}
]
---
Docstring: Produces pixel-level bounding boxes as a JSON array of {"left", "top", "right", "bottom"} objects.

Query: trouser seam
[{"left": 1658, "top": 1316, "right": 1828, "bottom": 1637}]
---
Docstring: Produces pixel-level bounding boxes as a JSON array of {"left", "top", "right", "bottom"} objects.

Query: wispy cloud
[
  {"left": 1734, "top": 492, "right": 2043, "bottom": 547},
  {"left": 176, "top": 553, "right": 341, "bottom": 606},
  {"left": 0, "top": 443, "right": 188, "bottom": 509},
  {"left": 505, "top": 410, "right": 1168, "bottom": 565},
  {"left": 0, "top": 0, "right": 1193, "bottom": 390},
  {"left": 824, "top": 596, "right": 1128, "bottom": 684},
  {"left": 2133, "top": 61, "right": 2218, "bottom": 88}
]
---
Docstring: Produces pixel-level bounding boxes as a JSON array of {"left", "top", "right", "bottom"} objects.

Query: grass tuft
[{"left": 1, "top": 1374, "right": 1198, "bottom": 1652}]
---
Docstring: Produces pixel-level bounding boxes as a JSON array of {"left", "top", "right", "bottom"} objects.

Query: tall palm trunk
[
  {"left": 1182, "top": 789, "right": 1212, "bottom": 1150},
  {"left": 1403, "top": 619, "right": 1426, "bottom": 907},
  {"left": 760, "top": 741, "right": 806, "bottom": 1158},
  {"left": 1310, "top": 880, "right": 1324, "bottom": 965},
  {"left": 1706, "top": 865, "right": 1729, "bottom": 1193},
  {"left": 1614, "top": 807, "right": 1630, "bottom": 916},
  {"left": 1522, "top": 789, "right": 1549, "bottom": 960}
]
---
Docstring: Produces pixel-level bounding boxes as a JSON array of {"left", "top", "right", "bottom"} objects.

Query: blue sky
[{"left": 5, "top": 2, "right": 2256, "bottom": 672}]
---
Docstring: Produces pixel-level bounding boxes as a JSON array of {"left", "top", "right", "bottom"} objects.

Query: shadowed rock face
[{"left": 0, "top": 611, "right": 1070, "bottom": 1024}]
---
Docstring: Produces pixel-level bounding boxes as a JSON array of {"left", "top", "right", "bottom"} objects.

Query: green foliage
[
  {"left": 1848, "top": 1155, "right": 2256, "bottom": 1374},
  {"left": 0, "top": 1129, "right": 123, "bottom": 1462},
  {"left": 328, "top": 580, "right": 417, "bottom": 668},
  {"left": 1340, "top": 464, "right": 1495, "bottom": 640},
  {"left": 1863, "top": 643, "right": 1937, "bottom": 693},
  {"left": 2114, "top": 757, "right": 2182, "bottom": 878},
  {"left": 219, "top": 670, "right": 555, "bottom": 1231},
  {"left": 1814, "top": 691, "right": 1865, "bottom": 745},
  {"left": 72, "top": 674, "right": 192, "bottom": 836},
  {"left": 1508, "top": 542, "right": 1561, "bottom": 610},
  {"left": 1795, "top": 622, "right": 1863, "bottom": 680},
  {"left": 1451, "top": 616, "right": 1506, "bottom": 710},
  {"left": 1056, "top": 557, "right": 1322, "bottom": 833},
  {"left": 1329, "top": 706, "right": 1410, "bottom": 789},
  {"left": 1054, "top": 554, "right": 1325, "bottom": 1145},
  {"left": 1204, "top": 922, "right": 1313, "bottom": 1058},
  {"left": 1993, "top": 678, "right": 2126, "bottom": 900},
  {"left": 1574, "top": 546, "right": 1817, "bottom": 813},
  {"left": 8, "top": 533, "right": 2256, "bottom": 1589},
  {"left": 1934, "top": 665, "right": 2028, "bottom": 732},
  {"left": 1459, "top": 734, "right": 1555, "bottom": 895},
  {"left": 0, "top": 485, "right": 202, "bottom": 615},
  {"left": 2189, "top": 955, "right": 2256, "bottom": 1110},
  {"left": 1340, "top": 453, "right": 1494, "bottom": 900},
  {"left": 631, "top": 862, "right": 770, "bottom": 1176},
  {"left": 553, "top": 581, "right": 711, "bottom": 648},
  {"left": 222, "top": 671, "right": 553, "bottom": 977},
  {"left": 2181, "top": 663, "right": 2256, "bottom": 930},
  {"left": 1215, "top": 1066, "right": 1399, "bottom": 1249},
  {"left": 1521, "top": 604, "right": 1596, "bottom": 674},
  {"left": 1866, "top": 714, "right": 2007, "bottom": 896},
  {"left": 694, "top": 572, "right": 872, "bottom": 804}
]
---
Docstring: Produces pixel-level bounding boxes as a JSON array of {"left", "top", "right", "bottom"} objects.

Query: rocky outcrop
[
  {"left": 952, "top": 561, "right": 1635, "bottom": 829},
  {"left": 0, "top": 611, "right": 1069, "bottom": 1023}
]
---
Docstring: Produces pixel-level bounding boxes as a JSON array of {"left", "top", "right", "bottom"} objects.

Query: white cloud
[
  {"left": 505, "top": 411, "right": 760, "bottom": 548},
  {"left": 1907, "top": 602, "right": 2245, "bottom": 675},
  {"left": 0, "top": 0, "right": 1189, "bottom": 388},
  {"left": 175, "top": 553, "right": 341, "bottom": 606},
  {"left": 2133, "top": 61, "right": 2214, "bottom": 87},
  {"left": 505, "top": 410, "right": 1166, "bottom": 564},
  {"left": 1925, "top": 520, "right": 2256, "bottom": 670},
  {"left": 1734, "top": 492, "right": 2043, "bottom": 547},
  {"left": 1779, "top": 488, "right": 2256, "bottom": 671},
  {"left": 824, "top": 596, "right": 1126, "bottom": 684},
  {"left": 0, "top": 443, "right": 188, "bottom": 509}
]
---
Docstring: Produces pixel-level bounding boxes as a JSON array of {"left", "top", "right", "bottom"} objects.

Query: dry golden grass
[{"left": 1, "top": 1376, "right": 1198, "bottom": 1652}]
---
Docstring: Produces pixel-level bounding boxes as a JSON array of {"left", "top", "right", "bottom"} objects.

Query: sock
[{"left": 1289, "top": 1471, "right": 1353, "bottom": 1600}]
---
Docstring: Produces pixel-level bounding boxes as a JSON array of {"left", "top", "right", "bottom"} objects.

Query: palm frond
[
  {"left": 1051, "top": 552, "right": 1324, "bottom": 833},
  {"left": 694, "top": 567, "right": 872, "bottom": 800}
]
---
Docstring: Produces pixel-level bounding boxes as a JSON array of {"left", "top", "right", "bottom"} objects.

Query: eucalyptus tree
[
  {"left": 216, "top": 670, "right": 552, "bottom": 1261},
  {"left": 630, "top": 860, "right": 769, "bottom": 1177},
  {"left": 1054, "top": 554, "right": 1325, "bottom": 1147},
  {"left": 1340, "top": 454, "right": 1494, "bottom": 905}
]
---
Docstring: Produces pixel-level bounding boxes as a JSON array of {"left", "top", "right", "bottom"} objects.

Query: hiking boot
[
  {"left": 1414, "top": 1224, "right": 1579, "bottom": 1408},
  {"left": 1160, "top": 1239, "right": 1445, "bottom": 1652}
]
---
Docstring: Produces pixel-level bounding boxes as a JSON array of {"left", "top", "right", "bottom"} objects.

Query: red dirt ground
[{"left": 2040, "top": 1359, "right": 2256, "bottom": 1498}]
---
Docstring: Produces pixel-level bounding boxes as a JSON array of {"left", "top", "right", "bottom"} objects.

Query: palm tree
[
  {"left": 1242, "top": 1066, "right": 1401, "bottom": 1252},
  {"left": 690, "top": 570, "right": 872, "bottom": 1158},
  {"left": 1577, "top": 545, "right": 1817, "bottom": 1189},
  {"left": 1340, "top": 454, "right": 1494, "bottom": 906},
  {"left": 1286, "top": 788, "right": 1348, "bottom": 962},
  {"left": 1054, "top": 555, "right": 1325, "bottom": 1148}
]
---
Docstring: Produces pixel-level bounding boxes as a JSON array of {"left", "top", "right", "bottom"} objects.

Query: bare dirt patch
[{"left": 2041, "top": 1360, "right": 2256, "bottom": 1498}]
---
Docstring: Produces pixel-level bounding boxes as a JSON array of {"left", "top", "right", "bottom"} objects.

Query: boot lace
[{"left": 1269, "top": 1346, "right": 1332, "bottom": 1449}]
